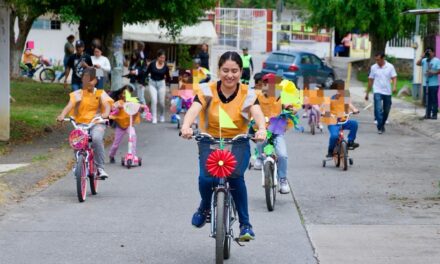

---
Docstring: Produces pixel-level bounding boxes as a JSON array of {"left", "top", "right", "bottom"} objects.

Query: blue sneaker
[
  {"left": 239, "top": 225, "right": 255, "bottom": 241},
  {"left": 191, "top": 208, "right": 209, "bottom": 228}
]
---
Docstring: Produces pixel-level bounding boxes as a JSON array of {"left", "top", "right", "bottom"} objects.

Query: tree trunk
[
  {"left": 9, "top": 13, "right": 38, "bottom": 78},
  {"left": 369, "top": 34, "right": 387, "bottom": 67},
  {"left": 110, "top": 5, "right": 123, "bottom": 91}
]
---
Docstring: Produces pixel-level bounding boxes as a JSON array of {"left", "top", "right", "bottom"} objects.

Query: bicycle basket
[
  {"left": 69, "top": 129, "right": 88, "bottom": 150},
  {"left": 206, "top": 149, "right": 237, "bottom": 178}
]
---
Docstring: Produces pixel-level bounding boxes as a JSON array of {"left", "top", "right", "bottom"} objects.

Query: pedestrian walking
[
  {"left": 91, "top": 46, "right": 111, "bottom": 89},
  {"left": 365, "top": 52, "right": 397, "bottom": 134},
  {"left": 240, "top": 47, "right": 253, "bottom": 84},
  {"left": 197, "top": 43, "right": 210, "bottom": 70},
  {"left": 128, "top": 51, "right": 148, "bottom": 109},
  {"left": 57, "top": 35, "right": 75, "bottom": 82},
  {"left": 417, "top": 47, "right": 440, "bottom": 120},
  {"left": 145, "top": 49, "right": 171, "bottom": 124},
  {"left": 63, "top": 40, "right": 93, "bottom": 91}
]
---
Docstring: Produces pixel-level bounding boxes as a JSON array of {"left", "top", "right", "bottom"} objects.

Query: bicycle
[
  {"left": 322, "top": 112, "right": 356, "bottom": 171},
  {"left": 185, "top": 131, "right": 250, "bottom": 264},
  {"left": 65, "top": 116, "right": 108, "bottom": 202},
  {"left": 305, "top": 105, "right": 322, "bottom": 135},
  {"left": 20, "top": 56, "right": 56, "bottom": 83}
]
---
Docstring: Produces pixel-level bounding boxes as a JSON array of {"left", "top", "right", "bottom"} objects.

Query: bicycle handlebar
[
  {"left": 64, "top": 116, "right": 108, "bottom": 130},
  {"left": 179, "top": 130, "right": 251, "bottom": 144}
]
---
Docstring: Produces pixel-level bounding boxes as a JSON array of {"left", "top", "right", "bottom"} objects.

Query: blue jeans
[
  {"left": 256, "top": 135, "right": 288, "bottom": 179},
  {"left": 424, "top": 86, "right": 439, "bottom": 117},
  {"left": 57, "top": 56, "right": 69, "bottom": 80},
  {"left": 374, "top": 93, "right": 392, "bottom": 131},
  {"left": 71, "top": 83, "right": 82, "bottom": 91},
  {"left": 197, "top": 138, "right": 251, "bottom": 227},
  {"left": 327, "top": 119, "right": 358, "bottom": 153},
  {"left": 96, "top": 77, "right": 104, "bottom": 89}
]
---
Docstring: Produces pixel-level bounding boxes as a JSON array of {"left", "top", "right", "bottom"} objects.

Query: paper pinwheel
[{"left": 206, "top": 149, "right": 237, "bottom": 178}]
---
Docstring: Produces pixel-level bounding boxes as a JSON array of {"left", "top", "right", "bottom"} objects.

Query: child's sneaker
[{"left": 279, "top": 178, "right": 290, "bottom": 194}]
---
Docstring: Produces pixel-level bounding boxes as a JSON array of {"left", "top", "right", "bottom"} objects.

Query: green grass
[
  {"left": 9, "top": 79, "right": 67, "bottom": 142},
  {"left": 32, "top": 154, "right": 49, "bottom": 162}
]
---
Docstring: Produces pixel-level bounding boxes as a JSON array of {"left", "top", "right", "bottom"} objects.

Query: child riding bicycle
[
  {"left": 252, "top": 73, "right": 296, "bottom": 194},
  {"left": 57, "top": 67, "right": 113, "bottom": 178},
  {"left": 325, "top": 80, "right": 360, "bottom": 158}
]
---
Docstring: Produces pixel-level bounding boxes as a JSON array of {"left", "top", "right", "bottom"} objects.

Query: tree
[
  {"left": 58, "top": 0, "right": 215, "bottom": 89},
  {"left": 303, "top": 0, "right": 416, "bottom": 61}
]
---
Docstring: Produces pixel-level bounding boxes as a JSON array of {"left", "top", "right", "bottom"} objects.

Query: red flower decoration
[{"left": 206, "top": 149, "right": 237, "bottom": 178}]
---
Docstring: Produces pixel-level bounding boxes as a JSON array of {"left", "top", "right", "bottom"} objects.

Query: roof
[
  {"left": 123, "top": 21, "right": 217, "bottom": 45},
  {"left": 402, "top": 8, "right": 440, "bottom": 15}
]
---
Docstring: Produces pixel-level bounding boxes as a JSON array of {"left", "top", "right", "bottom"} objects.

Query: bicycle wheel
[
  {"left": 341, "top": 141, "right": 348, "bottom": 171},
  {"left": 39, "top": 68, "right": 55, "bottom": 83},
  {"left": 215, "top": 191, "right": 226, "bottom": 264},
  {"left": 334, "top": 144, "right": 341, "bottom": 167},
  {"left": 223, "top": 195, "right": 232, "bottom": 260},
  {"left": 310, "top": 115, "right": 316, "bottom": 135},
  {"left": 89, "top": 160, "right": 98, "bottom": 195},
  {"left": 264, "top": 162, "right": 276, "bottom": 211},
  {"left": 75, "top": 155, "right": 87, "bottom": 202}
]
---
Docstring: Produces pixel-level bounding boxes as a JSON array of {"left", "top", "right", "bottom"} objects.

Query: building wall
[{"left": 14, "top": 15, "right": 79, "bottom": 65}]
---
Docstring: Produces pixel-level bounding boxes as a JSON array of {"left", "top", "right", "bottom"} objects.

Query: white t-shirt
[
  {"left": 91, "top": 55, "right": 111, "bottom": 78},
  {"left": 369, "top": 61, "right": 397, "bottom": 95}
]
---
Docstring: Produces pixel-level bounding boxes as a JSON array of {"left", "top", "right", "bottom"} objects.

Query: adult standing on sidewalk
[
  {"left": 91, "top": 46, "right": 111, "bottom": 89},
  {"left": 365, "top": 52, "right": 397, "bottom": 134},
  {"left": 57, "top": 35, "right": 75, "bottom": 82},
  {"left": 145, "top": 49, "right": 170, "bottom": 124},
  {"left": 63, "top": 40, "right": 93, "bottom": 91},
  {"left": 241, "top": 47, "right": 253, "bottom": 84},
  {"left": 417, "top": 48, "right": 440, "bottom": 120}
]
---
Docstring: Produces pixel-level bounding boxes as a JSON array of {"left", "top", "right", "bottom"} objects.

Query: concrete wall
[
  {"left": 386, "top": 46, "right": 414, "bottom": 60},
  {"left": 0, "top": 0, "right": 10, "bottom": 141}
]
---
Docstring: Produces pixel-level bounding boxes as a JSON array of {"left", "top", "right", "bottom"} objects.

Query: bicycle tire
[
  {"left": 75, "top": 155, "right": 87, "bottom": 202},
  {"left": 223, "top": 195, "right": 232, "bottom": 260},
  {"left": 89, "top": 160, "right": 98, "bottom": 195},
  {"left": 264, "top": 162, "right": 275, "bottom": 211},
  {"left": 215, "top": 191, "right": 226, "bottom": 264},
  {"left": 39, "top": 68, "right": 55, "bottom": 83},
  {"left": 334, "top": 145, "right": 341, "bottom": 167},
  {"left": 310, "top": 116, "right": 316, "bottom": 135},
  {"left": 341, "top": 141, "right": 348, "bottom": 171}
]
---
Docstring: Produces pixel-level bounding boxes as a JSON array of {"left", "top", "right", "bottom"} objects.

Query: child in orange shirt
[{"left": 108, "top": 86, "right": 144, "bottom": 163}]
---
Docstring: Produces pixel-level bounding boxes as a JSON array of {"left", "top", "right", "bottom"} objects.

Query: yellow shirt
[
  {"left": 257, "top": 93, "right": 282, "bottom": 119},
  {"left": 68, "top": 88, "right": 113, "bottom": 124},
  {"left": 197, "top": 82, "right": 256, "bottom": 138},
  {"left": 110, "top": 100, "right": 140, "bottom": 129},
  {"left": 22, "top": 53, "right": 37, "bottom": 65}
]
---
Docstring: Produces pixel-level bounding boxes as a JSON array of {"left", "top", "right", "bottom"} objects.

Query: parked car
[{"left": 261, "top": 51, "right": 335, "bottom": 89}]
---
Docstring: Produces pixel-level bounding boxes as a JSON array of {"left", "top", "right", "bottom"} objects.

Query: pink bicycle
[{"left": 65, "top": 116, "right": 108, "bottom": 202}]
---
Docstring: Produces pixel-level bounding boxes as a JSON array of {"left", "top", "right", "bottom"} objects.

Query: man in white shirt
[{"left": 365, "top": 52, "right": 397, "bottom": 134}]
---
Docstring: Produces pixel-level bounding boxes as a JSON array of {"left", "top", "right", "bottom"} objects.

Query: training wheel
[
  {"left": 322, "top": 160, "right": 326, "bottom": 167},
  {"left": 349, "top": 158, "right": 353, "bottom": 166}
]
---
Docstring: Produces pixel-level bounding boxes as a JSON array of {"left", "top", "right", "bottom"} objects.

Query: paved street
[
  {"left": 0, "top": 121, "right": 316, "bottom": 264},
  {"left": 0, "top": 105, "right": 440, "bottom": 263}
]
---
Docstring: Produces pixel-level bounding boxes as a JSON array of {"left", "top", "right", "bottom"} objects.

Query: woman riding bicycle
[
  {"left": 57, "top": 67, "right": 113, "bottom": 178},
  {"left": 180, "top": 51, "right": 267, "bottom": 241}
]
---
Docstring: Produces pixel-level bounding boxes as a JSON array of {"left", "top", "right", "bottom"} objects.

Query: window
[
  {"left": 50, "top": 20, "right": 61, "bottom": 30},
  {"left": 32, "top": 19, "right": 61, "bottom": 30}
]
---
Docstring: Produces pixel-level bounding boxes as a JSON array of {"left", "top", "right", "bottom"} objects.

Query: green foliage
[{"left": 177, "top": 45, "right": 194, "bottom": 70}]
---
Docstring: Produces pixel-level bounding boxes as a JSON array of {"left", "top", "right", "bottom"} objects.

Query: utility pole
[
  {"left": 412, "top": 0, "right": 423, "bottom": 101},
  {"left": 0, "top": 0, "right": 10, "bottom": 141},
  {"left": 276, "top": 0, "right": 283, "bottom": 50}
]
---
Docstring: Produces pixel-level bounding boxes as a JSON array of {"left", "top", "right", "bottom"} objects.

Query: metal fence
[{"left": 215, "top": 7, "right": 267, "bottom": 52}]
